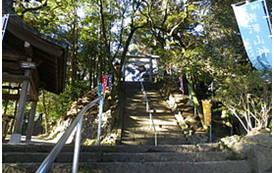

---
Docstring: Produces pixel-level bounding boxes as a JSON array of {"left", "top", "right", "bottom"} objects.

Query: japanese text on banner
[
  {"left": 202, "top": 100, "right": 211, "bottom": 127},
  {"left": 232, "top": 0, "right": 272, "bottom": 71}
]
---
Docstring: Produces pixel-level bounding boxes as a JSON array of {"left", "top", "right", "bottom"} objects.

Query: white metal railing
[
  {"left": 36, "top": 96, "right": 104, "bottom": 173},
  {"left": 140, "top": 81, "right": 158, "bottom": 146},
  {"left": 2, "top": 14, "right": 9, "bottom": 41}
]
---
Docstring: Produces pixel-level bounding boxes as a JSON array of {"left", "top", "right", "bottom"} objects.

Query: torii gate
[{"left": 123, "top": 54, "right": 160, "bottom": 82}]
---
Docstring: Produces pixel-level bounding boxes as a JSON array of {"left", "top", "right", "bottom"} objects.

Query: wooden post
[
  {"left": 9, "top": 88, "right": 20, "bottom": 134},
  {"left": 26, "top": 101, "right": 37, "bottom": 142},
  {"left": 149, "top": 56, "right": 153, "bottom": 82},
  {"left": 9, "top": 69, "right": 31, "bottom": 143},
  {"left": 122, "top": 58, "right": 126, "bottom": 82}
]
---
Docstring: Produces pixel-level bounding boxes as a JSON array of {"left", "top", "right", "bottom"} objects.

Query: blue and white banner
[
  {"left": 98, "top": 83, "right": 102, "bottom": 97},
  {"left": 232, "top": 0, "right": 272, "bottom": 71}
]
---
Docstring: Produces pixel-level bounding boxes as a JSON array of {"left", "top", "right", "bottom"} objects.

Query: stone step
[
  {"left": 2, "top": 160, "right": 252, "bottom": 173},
  {"left": 121, "top": 132, "right": 185, "bottom": 138},
  {"left": 2, "top": 143, "right": 222, "bottom": 153},
  {"left": 121, "top": 131, "right": 184, "bottom": 140},
  {"left": 122, "top": 123, "right": 180, "bottom": 129},
  {"left": 121, "top": 140, "right": 158, "bottom": 145},
  {"left": 2, "top": 137, "right": 250, "bottom": 172},
  {"left": 122, "top": 82, "right": 187, "bottom": 146},
  {"left": 121, "top": 138, "right": 189, "bottom": 145},
  {"left": 2, "top": 151, "right": 236, "bottom": 163},
  {"left": 79, "top": 160, "right": 252, "bottom": 173},
  {"left": 122, "top": 116, "right": 177, "bottom": 122}
]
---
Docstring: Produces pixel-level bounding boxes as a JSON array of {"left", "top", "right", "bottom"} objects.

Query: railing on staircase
[
  {"left": 2, "top": 13, "right": 9, "bottom": 41},
  {"left": 140, "top": 81, "right": 158, "bottom": 146},
  {"left": 36, "top": 96, "right": 104, "bottom": 173}
]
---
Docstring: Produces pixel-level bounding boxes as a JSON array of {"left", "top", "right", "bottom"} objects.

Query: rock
[
  {"left": 82, "top": 139, "right": 97, "bottom": 145},
  {"left": 241, "top": 133, "right": 272, "bottom": 148},
  {"left": 2, "top": 164, "right": 28, "bottom": 173},
  {"left": 175, "top": 112, "right": 189, "bottom": 130},
  {"left": 221, "top": 132, "right": 272, "bottom": 173},
  {"left": 185, "top": 116, "right": 198, "bottom": 124},
  {"left": 197, "top": 143, "right": 220, "bottom": 152},
  {"left": 248, "top": 146, "right": 272, "bottom": 173},
  {"left": 229, "top": 142, "right": 253, "bottom": 155},
  {"left": 221, "top": 135, "right": 241, "bottom": 147}
]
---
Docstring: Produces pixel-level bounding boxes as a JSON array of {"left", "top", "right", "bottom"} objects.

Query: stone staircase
[
  {"left": 2, "top": 143, "right": 251, "bottom": 173},
  {"left": 121, "top": 82, "right": 188, "bottom": 145},
  {"left": 2, "top": 82, "right": 253, "bottom": 173}
]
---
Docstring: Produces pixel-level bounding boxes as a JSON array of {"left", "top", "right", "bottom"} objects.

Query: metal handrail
[
  {"left": 36, "top": 96, "right": 104, "bottom": 173},
  {"left": 140, "top": 81, "right": 158, "bottom": 146}
]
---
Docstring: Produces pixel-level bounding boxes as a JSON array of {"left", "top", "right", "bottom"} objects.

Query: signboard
[
  {"left": 202, "top": 99, "right": 211, "bottom": 127},
  {"left": 20, "top": 61, "right": 36, "bottom": 69},
  {"left": 232, "top": 0, "right": 272, "bottom": 71}
]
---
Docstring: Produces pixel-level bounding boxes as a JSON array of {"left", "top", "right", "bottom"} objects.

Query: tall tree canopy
[{"left": 6, "top": 0, "right": 272, "bottom": 133}]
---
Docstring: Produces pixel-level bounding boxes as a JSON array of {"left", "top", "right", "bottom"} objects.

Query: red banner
[{"left": 102, "top": 75, "right": 108, "bottom": 94}]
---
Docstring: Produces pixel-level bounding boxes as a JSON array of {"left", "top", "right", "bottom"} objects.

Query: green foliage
[
  {"left": 135, "top": 0, "right": 272, "bottom": 132},
  {"left": 38, "top": 80, "right": 89, "bottom": 118},
  {"left": 213, "top": 72, "right": 271, "bottom": 132},
  {"left": 7, "top": 0, "right": 272, "bottom": 134},
  {"left": 198, "top": 0, "right": 272, "bottom": 132}
]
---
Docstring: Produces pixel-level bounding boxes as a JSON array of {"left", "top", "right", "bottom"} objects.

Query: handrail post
[
  {"left": 149, "top": 112, "right": 152, "bottom": 129},
  {"left": 72, "top": 116, "right": 83, "bottom": 173},
  {"left": 96, "top": 97, "right": 104, "bottom": 145},
  {"left": 155, "top": 133, "right": 158, "bottom": 146},
  {"left": 146, "top": 100, "right": 149, "bottom": 112}
]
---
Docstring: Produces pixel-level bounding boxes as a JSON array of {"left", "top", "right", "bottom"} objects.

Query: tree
[
  {"left": 7, "top": 0, "right": 271, "bottom": 135},
  {"left": 135, "top": 0, "right": 272, "bottom": 132},
  {"left": 198, "top": 0, "right": 272, "bottom": 133},
  {"left": 8, "top": 0, "right": 149, "bottom": 133},
  {"left": 135, "top": 0, "right": 211, "bottom": 127}
]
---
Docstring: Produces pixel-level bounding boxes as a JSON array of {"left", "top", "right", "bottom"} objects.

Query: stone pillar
[
  {"left": 149, "top": 57, "right": 153, "bottom": 82},
  {"left": 9, "top": 69, "right": 31, "bottom": 143},
  {"left": 26, "top": 101, "right": 37, "bottom": 143}
]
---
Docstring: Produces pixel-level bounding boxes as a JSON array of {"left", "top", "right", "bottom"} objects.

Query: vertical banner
[
  {"left": 102, "top": 75, "right": 108, "bottom": 94},
  {"left": 98, "top": 83, "right": 102, "bottom": 97},
  {"left": 108, "top": 75, "right": 113, "bottom": 91},
  {"left": 232, "top": 0, "right": 272, "bottom": 71},
  {"left": 202, "top": 99, "right": 211, "bottom": 127}
]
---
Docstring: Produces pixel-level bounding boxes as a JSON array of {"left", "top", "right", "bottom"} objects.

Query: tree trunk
[
  {"left": 117, "top": 26, "right": 143, "bottom": 82},
  {"left": 89, "top": 57, "right": 93, "bottom": 89},
  {"left": 42, "top": 91, "right": 49, "bottom": 134},
  {"left": 99, "top": 0, "right": 111, "bottom": 77},
  {"left": 71, "top": 1, "right": 78, "bottom": 83},
  {"left": 186, "top": 73, "right": 207, "bottom": 129}
]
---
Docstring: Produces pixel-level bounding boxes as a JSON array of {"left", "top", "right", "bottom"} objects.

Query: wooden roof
[{"left": 2, "top": 2, "right": 68, "bottom": 95}]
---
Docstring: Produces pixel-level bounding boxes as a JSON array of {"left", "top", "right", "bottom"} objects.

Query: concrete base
[{"left": 9, "top": 133, "right": 22, "bottom": 143}]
